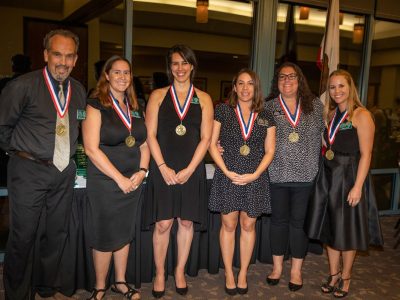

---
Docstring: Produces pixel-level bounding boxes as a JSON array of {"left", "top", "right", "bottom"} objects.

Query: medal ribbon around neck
[
  {"left": 170, "top": 83, "right": 194, "bottom": 122},
  {"left": 234, "top": 104, "right": 258, "bottom": 142},
  {"left": 43, "top": 67, "right": 71, "bottom": 118},
  {"left": 327, "top": 108, "right": 348, "bottom": 146},
  {"left": 278, "top": 94, "right": 301, "bottom": 129},
  {"left": 110, "top": 93, "right": 132, "bottom": 133}
]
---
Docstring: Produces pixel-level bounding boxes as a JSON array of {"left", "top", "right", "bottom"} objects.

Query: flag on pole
[
  {"left": 318, "top": 0, "right": 340, "bottom": 102},
  {"left": 279, "top": 4, "right": 297, "bottom": 65}
]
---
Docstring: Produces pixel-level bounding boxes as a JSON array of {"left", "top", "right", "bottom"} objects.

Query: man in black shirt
[{"left": 0, "top": 29, "right": 86, "bottom": 300}]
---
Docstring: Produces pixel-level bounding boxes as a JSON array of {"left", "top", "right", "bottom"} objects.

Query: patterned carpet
[{"left": 1, "top": 215, "right": 399, "bottom": 300}]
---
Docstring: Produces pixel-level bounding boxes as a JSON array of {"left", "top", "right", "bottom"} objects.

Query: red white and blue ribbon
[
  {"left": 110, "top": 92, "right": 132, "bottom": 132},
  {"left": 234, "top": 104, "right": 258, "bottom": 141},
  {"left": 43, "top": 67, "right": 71, "bottom": 118},
  {"left": 170, "top": 84, "right": 194, "bottom": 122},
  {"left": 327, "top": 108, "right": 348, "bottom": 145},
  {"left": 278, "top": 94, "right": 301, "bottom": 128}
]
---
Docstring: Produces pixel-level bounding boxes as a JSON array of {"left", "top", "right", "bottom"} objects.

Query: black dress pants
[
  {"left": 3, "top": 156, "right": 75, "bottom": 300},
  {"left": 270, "top": 184, "right": 313, "bottom": 259}
]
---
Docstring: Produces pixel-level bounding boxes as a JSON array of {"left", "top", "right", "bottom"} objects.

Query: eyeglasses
[{"left": 278, "top": 73, "right": 298, "bottom": 81}]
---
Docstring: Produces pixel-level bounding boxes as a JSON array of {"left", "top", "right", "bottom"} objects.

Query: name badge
[
  {"left": 257, "top": 118, "right": 269, "bottom": 126},
  {"left": 131, "top": 111, "right": 141, "bottom": 118},
  {"left": 340, "top": 121, "right": 352, "bottom": 130},
  {"left": 77, "top": 109, "right": 86, "bottom": 120},
  {"left": 191, "top": 96, "right": 200, "bottom": 104}
]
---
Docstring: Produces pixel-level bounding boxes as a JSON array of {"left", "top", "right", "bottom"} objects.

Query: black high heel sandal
[
  {"left": 111, "top": 282, "right": 140, "bottom": 299},
  {"left": 321, "top": 271, "right": 341, "bottom": 293},
  {"left": 87, "top": 287, "right": 107, "bottom": 300},
  {"left": 333, "top": 278, "right": 351, "bottom": 298}
]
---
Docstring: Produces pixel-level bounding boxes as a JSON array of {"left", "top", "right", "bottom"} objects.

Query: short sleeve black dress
[
  {"left": 143, "top": 88, "right": 207, "bottom": 229},
  {"left": 208, "top": 104, "right": 275, "bottom": 218},
  {"left": 86, "top": 98, "right": 147, "bottom": 251},
  {"left": 305, "top": 121, "right": 384, "bottom": 251}
]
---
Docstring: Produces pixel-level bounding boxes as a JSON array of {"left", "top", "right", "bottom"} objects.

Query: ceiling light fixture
[
  {"left": 299, "top": 7, "right": 310, "bottom": 20},
  {"left": 196, "top": 0, "right": 209, "bottom": 23}
]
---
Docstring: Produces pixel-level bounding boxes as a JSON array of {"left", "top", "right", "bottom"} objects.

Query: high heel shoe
[
  {"left": 333, "top": 278, "right": 351, "bottom": 298},
  {"left": 151, "top": 289, "right": 165, "bottom": 299},
  {"left": 87, "top": 287, "right": 107, "bottom": 300},
  {"left": 224, "top": 285, "right": 237, "bottom": 296},
  {"left": 288, "top": 281, "right": 303, "bottom": 292},
  {"left": 174, "top": 270, "right": 188, "bottom": 295},
  {"left": 321, "top": 271, "right": 341, "bottom": 293},
  {"left": 266, "top": 276, "right": 280, "bottom": 286},
  {"left": 111, "top": 282, "right": 140, "bottom": 299},
  {"left": 237, "top": 286, "right": 248, "bottom": 295}
]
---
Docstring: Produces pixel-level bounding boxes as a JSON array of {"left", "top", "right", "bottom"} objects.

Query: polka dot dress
[{"left": 208, "top": 104, "right": 275, "bottom": 218}]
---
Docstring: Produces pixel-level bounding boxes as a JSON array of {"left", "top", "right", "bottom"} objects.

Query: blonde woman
[{"left": 306, "top": 69, "right": 383, "bottom": 298}]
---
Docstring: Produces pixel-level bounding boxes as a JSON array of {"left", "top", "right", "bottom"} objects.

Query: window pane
[
  {"left": 367, "top": 20, "right": 400, "bottom": 169},
  {"left": 276, "top": 3, "right": 365, "bottom": 95}
]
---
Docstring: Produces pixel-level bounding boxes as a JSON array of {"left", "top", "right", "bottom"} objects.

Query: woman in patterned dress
[
  {"left": 265, "top": 62, "right": 324, "bottom": 291},
  {"left": 209, "top": 69, "right": 276, "bottom": 295}
]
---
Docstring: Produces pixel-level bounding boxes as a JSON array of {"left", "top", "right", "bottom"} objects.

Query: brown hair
[
  {"left": 324, "top": 69, "right": 364, "bottom": 123},
  {"left": 166, "top": 44, "right": 197, "bottom": 83},
  {"left": 90, "top": 55, "right": 138, "bottom": 110},
  {"left": 43, "top": 29, "right": 79, "bottom": 53},
  {"left": 265, "top": 62, "right": 315, "bottom": 114},
  {"left": 228, "top": 68, "right": 264, "bottom": 113}
]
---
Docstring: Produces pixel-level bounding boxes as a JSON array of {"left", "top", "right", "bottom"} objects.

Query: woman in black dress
[
  {"left": 144, "top": 45, "right": 213, "bottom": 297},
  {"left": 306, "top": 70, "right": 383, "bottom": 298},
  {"left": 209, "top": 69, "right": 275, "bottom": 295},
  {"left": 83, "top": 56, "right": 149, "bottom": 300}
]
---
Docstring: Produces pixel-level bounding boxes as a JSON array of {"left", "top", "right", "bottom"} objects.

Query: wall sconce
[
  {"left": 299, "top": 7, "right": 310, "bottom": 20},
  {"left": 196, "top": 0, "right": 209, "bottom": 23},
  {"left": 353, "top": 23, "right": 364, "bottom": 44}
]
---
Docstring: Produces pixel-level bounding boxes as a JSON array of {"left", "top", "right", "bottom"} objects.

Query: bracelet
[{"left": 158, "top": 162, "right": 166, "bottom": 168}]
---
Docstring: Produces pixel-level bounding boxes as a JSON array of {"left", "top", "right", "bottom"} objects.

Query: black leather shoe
[
  {"left": 175, "top": 285, "right": 188, "bottom": 296},
  {"left": 152, "top": 289, "right": 165, "bottom": 298},
  {"left": 288, "top": 281, "right": 303, "bottom": 292},
  {"left": 266, "top": 277, "right": 280, "bottom": 286},
  {"left": 225, "top": 286, "right": 237, "bottom": 296},
  {"left": 237, "top": 286, "right": 248, "bottom": 295}
]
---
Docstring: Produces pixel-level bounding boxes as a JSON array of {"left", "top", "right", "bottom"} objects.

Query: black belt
[{"left": 14, "top": 151, "right": 54, "bottom": 166}]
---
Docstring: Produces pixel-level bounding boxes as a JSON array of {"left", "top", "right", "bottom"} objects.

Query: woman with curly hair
[{"left": 265, "top": 62, "right": 324, "bottom": 291}]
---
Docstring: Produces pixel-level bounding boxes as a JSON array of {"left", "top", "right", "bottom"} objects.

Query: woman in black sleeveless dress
[
  {"left": 144, "top": 45, "right": 214, "bottom": 298},
  {"left": 83, "top": 56, "right": 149, "bottom": 300},
  {"left": 305, "top": 70, "right": 383, "bottom": 298}
]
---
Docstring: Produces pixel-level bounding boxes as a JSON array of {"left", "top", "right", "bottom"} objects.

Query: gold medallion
[
  {"left": 175, "top": 124, "right": 186, "bottom": 136},
  {"left": 56, "top": 124, "right": 67, "bottom": 136},
  {"left": 325, "top": 149, "right": 334, "bottom": 160},
  {"left": 125, "top": 135, "right": 136, "bottom": 147},
  {"left": 240, "top": 144, "right": 250, "bottom": 156},
  {"left": 288, "top": 131, "right": 299, "bottom": 143}
]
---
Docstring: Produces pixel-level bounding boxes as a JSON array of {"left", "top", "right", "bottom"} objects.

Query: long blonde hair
[{"left": 323, "top": 69, "right": 364, "bottom": 124}]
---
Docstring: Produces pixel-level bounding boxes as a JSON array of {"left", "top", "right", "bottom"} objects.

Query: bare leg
[
  {"left": 334, "top": 250, "right": 356, "bottom": 295},
  {"left": 92, "top": 249, "right": 112, "bottom": 299},
  {"left": 268, "top": 255, "right": 283, "bottom": 280},
  {"left": 321, "top": 246, "right": 342, "bottom": 292},
  {"left": 153, "top": 219, "right": 174, "bottom": 292},
  {"left": 112, "top": 244, "right": 140, "bottom": 299},
  {"left": 237, "top": 211, "right": 256, "bottom": 289},
  {"left": 220, "top": 211, "right": 239, "bottom": 289},
  {"left": 290, "top": 257, "right": 304, "bottom": 285},
  {"left": 175, "top": 218, "right": 194, "bottom": 288}
]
